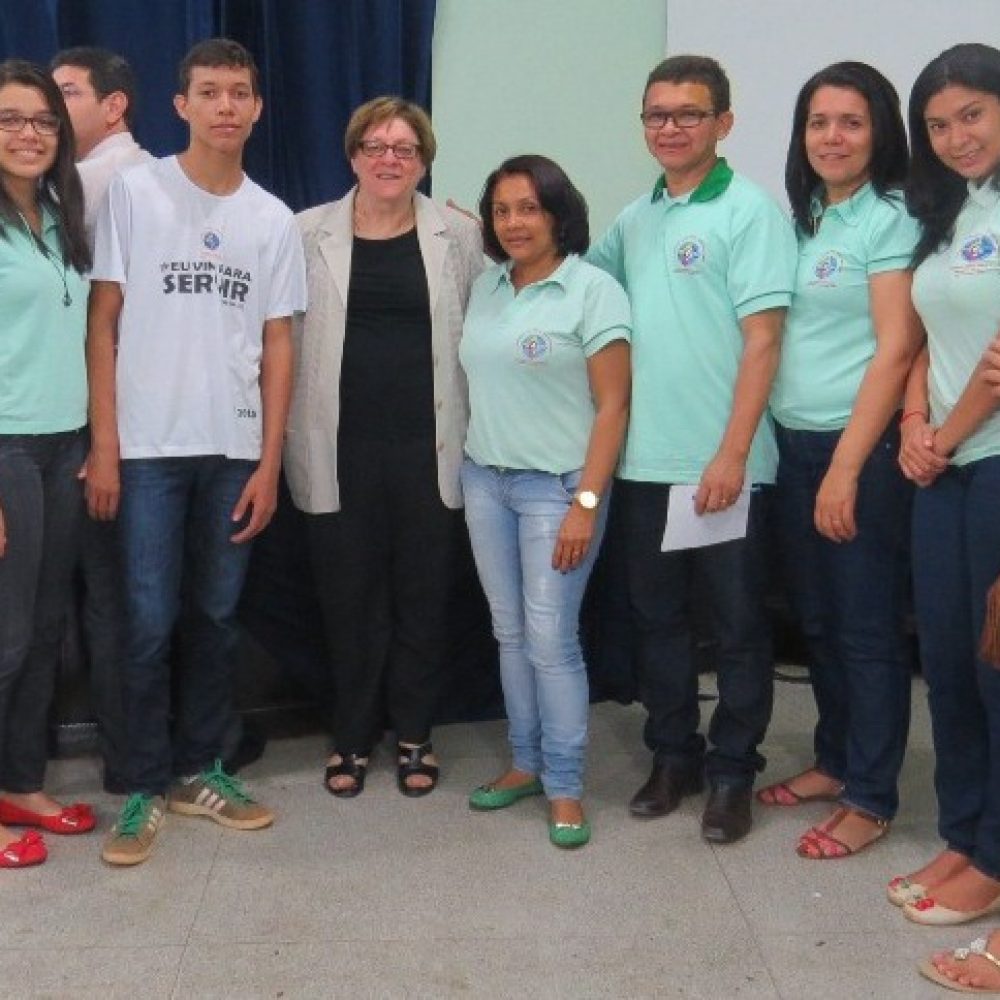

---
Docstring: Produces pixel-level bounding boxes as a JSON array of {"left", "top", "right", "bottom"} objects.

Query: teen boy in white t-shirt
[{"left": 85, "top": 38, "right": 306, "bottom": 866}]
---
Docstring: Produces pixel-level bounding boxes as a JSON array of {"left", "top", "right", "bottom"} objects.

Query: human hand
[
  {"left": 694, "top": 451, "right": 745, "bottom": 515},
  {"left": 83, "top": 449, "right": 120, "bottom": 521},
  {"left": 898, "top": 418, "right": 946, "bottom": 487},
  {"left": 551, "top": 503, "right": 596, "bottom": 573},
  {"left": 982, "top": 332, "right": 1000, "bottom": 397},
  {"left": 230, "top": 466, "right": 278, "bottom": 543},
  {"left": 814, "top": 466, "right": 858, "bottom": 542}
]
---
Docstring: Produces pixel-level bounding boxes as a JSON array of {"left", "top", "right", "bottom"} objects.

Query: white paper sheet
[{"left": 661, "top": 485, "right": 751, "bottom": 552}]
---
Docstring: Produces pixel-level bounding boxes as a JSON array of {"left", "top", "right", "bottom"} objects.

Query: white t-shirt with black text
[{"left": 92, "top": 155, "right": 307, "bottom": 460}]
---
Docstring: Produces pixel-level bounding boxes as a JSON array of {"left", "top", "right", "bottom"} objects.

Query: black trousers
[
  {"left": 617, "top": 479, "right": 774, "bottom": 785},
  {"left": 306, "top": 435, "right": 463, "bottom": 755}
]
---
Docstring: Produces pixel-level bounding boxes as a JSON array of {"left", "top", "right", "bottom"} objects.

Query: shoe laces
[
  {"left": 200, "top": 759, "right": 253, "bottom": 804},
  {"left": 117, "top": 794, "right": 153, "bottom": 836}
]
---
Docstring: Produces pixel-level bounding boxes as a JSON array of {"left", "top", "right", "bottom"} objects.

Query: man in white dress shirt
[{"left": 52, "top": 47, "right": 151, "bottom": 242}]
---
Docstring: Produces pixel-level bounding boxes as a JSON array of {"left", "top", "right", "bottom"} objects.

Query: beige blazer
[{"left": 283, "top": 189, "right": 484, "bottom": 514}]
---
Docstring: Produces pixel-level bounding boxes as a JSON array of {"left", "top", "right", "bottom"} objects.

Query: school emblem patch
[
  {"left": 675, "top": 237, "right": 705, "bottom": 270},
  {"left": 960, "top": 233, "right": 998, "bottom": 263},
  {"left": 814, "top": 251, "right": 843, "bottom": 280},
  {"left": 202, "top": 230, "right": 222, "bottom": 252},
  {"left": 517, "top": 331, "right": 552, "bottom": 364}
]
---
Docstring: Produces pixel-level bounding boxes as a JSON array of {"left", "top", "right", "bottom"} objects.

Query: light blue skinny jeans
[{"left": 461, "top": 459, "right": 608, "bottom": 800}]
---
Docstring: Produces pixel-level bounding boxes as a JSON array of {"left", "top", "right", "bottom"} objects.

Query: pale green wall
[{"left": 430, "top": 0, "right": 667, "bottom": 238}]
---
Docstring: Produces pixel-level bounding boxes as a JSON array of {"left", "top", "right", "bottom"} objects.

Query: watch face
[{"left": 577, "top": 490, "right": 599, "bottom": 510}]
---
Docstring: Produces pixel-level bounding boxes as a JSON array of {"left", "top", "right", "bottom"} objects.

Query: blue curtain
[{"left": 0, "top": 0, "right": 436, "bottom": 210}]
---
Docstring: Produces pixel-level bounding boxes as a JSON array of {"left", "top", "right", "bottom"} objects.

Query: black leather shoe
[
  {"left": 629, "top": 761, "right": 704, "bottom": 818},
  {"left": 701, "top": 782, "right": 753, "bottom": 844}
]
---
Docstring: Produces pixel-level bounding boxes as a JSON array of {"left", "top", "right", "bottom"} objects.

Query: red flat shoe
[
  {"left": 0, "top": 799, "right": 96, "bottom": 835},
  {"left": 0, "top": 830, "right": 47, "bottom": 868}
]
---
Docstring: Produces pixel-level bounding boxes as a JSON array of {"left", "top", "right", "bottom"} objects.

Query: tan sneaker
[
  {"left": 102, "top": 794, "right": 166, "bottom": 866},
  {"left": 168, "top": 760, "right": 274, "bottom": 830}
]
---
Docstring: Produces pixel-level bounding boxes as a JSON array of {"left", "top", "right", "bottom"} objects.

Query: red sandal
[
  {"left": 0, "top": 830, "right": 47, "bottom": 868},
  {"left": 0, "top": 799, "right": 96, "bottom": 835},
  {"left": 796, "top": 806, "right": 889, "bottom": 860}
]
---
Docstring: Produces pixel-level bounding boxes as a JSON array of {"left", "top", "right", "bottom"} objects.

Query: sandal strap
[
  {"left": 955, "top": 938, "right": 1000, "bottom": 971},
  {"left": 398, "top": 741, "right": 433, "bottom": 764}
]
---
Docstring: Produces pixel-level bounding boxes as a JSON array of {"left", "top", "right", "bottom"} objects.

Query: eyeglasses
[
  {"left": 0, "top": 111, "right": 60, "bottom": 136},
  {"left": 640, "top": 109, "right": 715, "bottom": 130},
  {"left": 358, "top": 139, "right": 421, "bottom": 161}
]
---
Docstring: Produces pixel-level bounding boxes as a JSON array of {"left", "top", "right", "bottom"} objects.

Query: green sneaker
[
  {"left": 102, "top": 794, "right": 166, "bottom": 866},
  {"left": 168, "top": 760, "right": 274, "bottom": 830}
]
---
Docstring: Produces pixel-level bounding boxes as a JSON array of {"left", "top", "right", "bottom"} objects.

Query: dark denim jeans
[
  {"left": 774, "top": 423, "right": 912, "bottom": 820},
  {"left": 79, "top": 516, "right": 128, "bottom": 786},
  {"left": 617, "top": 478, "right": 774, "bottom": 785},
  {"left": 0, "top": 429, "right": 86, "bottom": 792},
  {"left": 912, "top": 457, "right": 1000, "bottom": 879},
  {"left": 118, "top": 456, "right": 255, "bottom": 796}
]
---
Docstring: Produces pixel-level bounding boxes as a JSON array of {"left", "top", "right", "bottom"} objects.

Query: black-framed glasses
[
  {"left": 640, "top": 109, "right": 715, "bottom": 130},
  {"left": 358, "top": 139, "right": 421, "bottom": 161},
  {"left": 0, "top": 111, "right": 60, "bottom": 136}
]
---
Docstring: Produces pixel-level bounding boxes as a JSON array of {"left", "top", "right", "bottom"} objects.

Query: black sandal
[
  {"left": 324, "top": 752, "right": 367, "bottom": 798},
  {"left": 397, "top": 741, "right": 439, "bottom": 797}
]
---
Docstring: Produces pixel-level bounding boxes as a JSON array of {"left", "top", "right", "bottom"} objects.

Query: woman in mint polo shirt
[
  {"left": 892, "top": 43, "right": 1000, "bottom": 934},
  {"left": 460, "top": 155, "right": 631, "bottom": 848},
  {"left": 762, "top": 63, "right": 922, "bottom": 859},
  {"left": 0, "top": 61, "right": 94, "bottom": 869}
]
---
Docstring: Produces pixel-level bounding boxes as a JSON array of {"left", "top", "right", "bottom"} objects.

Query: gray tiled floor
[{"left": 0, "top": 676, "right": 981, "bottom": 999}]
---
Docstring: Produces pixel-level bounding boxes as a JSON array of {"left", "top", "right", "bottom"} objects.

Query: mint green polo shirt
[
  {"left": 771, "top": 184, "right": 919, "bottom": 431},
  {"left": 912, "top": 180, "right": 1000, "bottom": 466},
  {"left": 0, "top": 207, "right": 89, "bottom": 434},
  {"left": 588, "top": 159, "right": 796, "bottom": 484},
  {"left": 460, "top": 254, "right": 631, "bottom": 473}
]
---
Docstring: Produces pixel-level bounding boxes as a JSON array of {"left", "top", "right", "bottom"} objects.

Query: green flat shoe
[
  {"left": 469, "top": 777, "right": 543, "bottom": 811},
  {"left": 549, "top": 819, "right": 591, "bottom": 849}
]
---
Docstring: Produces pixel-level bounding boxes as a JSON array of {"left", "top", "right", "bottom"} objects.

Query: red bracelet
[{"left": 900, "top": 410, "right": 928, "bottom": 425}]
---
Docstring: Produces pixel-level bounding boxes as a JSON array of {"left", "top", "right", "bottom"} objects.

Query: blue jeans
[
  {"left": 617, "top": 478, "right": 773, "bottom": 785},
  {"left": 118, "top": 457, "right": 255, "bottom": 796},
  {"left": 0, "top": 429, "right": 86, "bottom": 791},
  {"left": 912, "top": 458, "right": 1000, "bottom": 879},
  {"left": 774, "top": 423, "right": 912, "bottom": 820},
  {"left": 461, "top": 460, "right": 607, "bottom": 800}
]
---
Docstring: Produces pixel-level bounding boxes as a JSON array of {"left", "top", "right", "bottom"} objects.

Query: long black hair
[
  {"left": 0, "top": 59, "right": 90, "bottom": 273},
  {"left": 478, "top": 154, "right": 589, "bottom": 262},
  {"left": 785, "top": 61, "right": 908, "bottom": 233},
  {"left": 908, "top": 43, "right": 1000, "bottom": 267}
]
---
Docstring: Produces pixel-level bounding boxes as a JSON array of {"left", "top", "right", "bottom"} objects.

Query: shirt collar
[
  {"left": 967, "top": 176, "right": 1000, "bottom": 209},
  {"left": 651, "top": 157, "right": 734, "bottom": 204},
  {"left": 82, "top": 131, "right": 139, "bottom": 162},
  {"left": 493, "top": 253, "right": 577, "bottom": 292},
  {"left": 810, "top": 181, "right": 876, "bottom": 228}
]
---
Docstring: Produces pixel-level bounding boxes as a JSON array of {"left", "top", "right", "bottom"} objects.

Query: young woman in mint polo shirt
[
  {"left": 460, "top": 155, "right": 631, "bottom": 848},
  {"left": 762, "top": 63, "right": 923, "bottom": 860},
  {"left": 0, "top": 61, "right": 94, "bottom": 868},
  {"left": 891, "top": 43, "right": 1000, "bottom": 934}
]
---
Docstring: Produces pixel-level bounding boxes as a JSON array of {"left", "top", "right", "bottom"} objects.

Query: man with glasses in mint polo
[{"left": 588, "top": 55, "right": 796, "bottom": 845}]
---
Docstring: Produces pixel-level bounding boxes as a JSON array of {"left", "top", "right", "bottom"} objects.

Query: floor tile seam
[
  {"left": 0, "top": 943, "right": 187, "bottom": 955},
  {"left": 172, "top": 827, "right": 226, "bottom": 997},
  {"left": 707, "top": 843, "right": 784, "bottom": 999}
]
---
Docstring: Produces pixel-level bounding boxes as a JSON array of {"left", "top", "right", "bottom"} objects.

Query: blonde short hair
[{"left": 344, "top": 95, "right": 436, "bottom": 166}]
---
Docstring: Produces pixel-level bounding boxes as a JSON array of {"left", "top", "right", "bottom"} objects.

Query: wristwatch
[{"left": 575, "top": 490, "right": 600, "bottom": 510}]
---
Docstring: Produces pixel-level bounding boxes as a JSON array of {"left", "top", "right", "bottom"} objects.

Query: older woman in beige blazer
[{"left": 284, "top": 97, "right": 483, "bottom": 798}]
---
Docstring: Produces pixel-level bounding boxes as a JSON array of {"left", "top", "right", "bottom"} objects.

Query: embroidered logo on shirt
[
  {"left": 202, "top": 230, "right": 222, "bottom": 252},
  {"left": 674, "top": 237, "right": 706, "bottom": 273},
  {"left": 960, "top": 233, "right": 998, "bottom": 262},
  {"left": 814, "top": 252, "right": 842, "bottom": 280},
  {"left": 951, "top": 232, "right": 1000, "bottom": 275},
  {"left": 517, "top": 331, "right": 552, "bottom": 364},
  {"left": 808, "top": 250, "right": 845, "bottom": 287}
]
